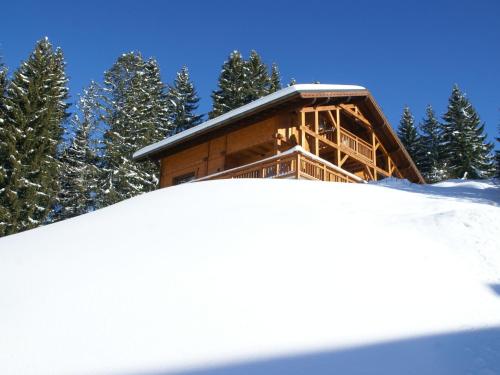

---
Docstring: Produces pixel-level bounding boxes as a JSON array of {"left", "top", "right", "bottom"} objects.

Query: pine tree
[
  {"left": 99, "top": 52, "right": 169, "bottom": 207},
  {"left": 167, "top": 66, "right": 203, "bottom": 135},
  {"left": 269, "top": 63, "right": 282, "bottom": 93},
  {"left": 243, "top": 50, "right": 270, "bottom": 102},
  {"left": 441, "top": 85, "right": 494, "bottom": 179},
  {"left": 494, "top": 125, "right": 500, "bottom": 178},
  {"left": 398, "top": 106, "right": 423, "bottom": 169},
  {"left": 288, "top": 78, "right": 297, "bottom": 86},
  {"left": 0, "top": 59, "right": 6, "bottom": 121},
  {"left": 209, "top": 51, "right": 246, "bottom": 118},
  {"left": 56, "top": 82, "right": 102, "bottom": 220},
  {"left": 0, "top": 59, "right": 10, "bottom": 235},
  {"left": 210, "top": 51, "right": 283, "bottom": 118},
  {"left": 419, "top": 105, "right": 447, "bottom": 182},
  {"left": 0, "top": 38, "right": 69, "bottom": 235}
]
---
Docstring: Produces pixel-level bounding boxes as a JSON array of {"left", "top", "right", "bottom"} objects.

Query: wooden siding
[{"left": 160, "top": 114, "right": 286, "bottom": 187}]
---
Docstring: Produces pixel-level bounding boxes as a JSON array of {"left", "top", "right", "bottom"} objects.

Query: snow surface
[
  {"left": 0, "top": 178, "right": 499, "bottom": 375},
  {"left": 133, "top": 84, "right": 366, "bottom": 161}
]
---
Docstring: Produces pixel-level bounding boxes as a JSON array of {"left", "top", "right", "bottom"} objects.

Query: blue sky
[{"left": 1, "top": 0, "right": 499, "bottom": 143}]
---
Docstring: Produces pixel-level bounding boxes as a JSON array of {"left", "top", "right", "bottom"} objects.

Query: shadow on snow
[
  {"left": 372, "top": 178, "right": 500, "bottom": 206},
  {"left": 125, "top": 327, "right": 500, "bottom": 375}
]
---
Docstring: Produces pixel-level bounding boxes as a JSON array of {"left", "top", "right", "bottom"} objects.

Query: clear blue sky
[{"left": 1, "top": 0, "right": 499, "bottom": 143}]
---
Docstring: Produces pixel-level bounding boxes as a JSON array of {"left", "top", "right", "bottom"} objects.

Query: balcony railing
[
  {"left": 339, "top": 128, "right": 373, "bottom": 162},
  {"left": 195, "top": 146, "right": 364, "bottom": 184}
]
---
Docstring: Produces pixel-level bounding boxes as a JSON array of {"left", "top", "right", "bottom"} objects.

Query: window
[{"left": 172, "top": 172, "right": 196, "bottom": 186}]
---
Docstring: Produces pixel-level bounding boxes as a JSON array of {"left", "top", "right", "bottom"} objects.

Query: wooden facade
[{"left": 134, "top": 86, "right": 425, "bottom": 187}]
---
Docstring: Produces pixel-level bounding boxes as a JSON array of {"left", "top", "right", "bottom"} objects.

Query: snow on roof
[{"left": 133, "top": 84, "right": 366, "bottom": 161}]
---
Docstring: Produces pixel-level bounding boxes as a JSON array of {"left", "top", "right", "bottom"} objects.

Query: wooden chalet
[{"left": 133, "top": 84, "right": 425, "bottom": 187}]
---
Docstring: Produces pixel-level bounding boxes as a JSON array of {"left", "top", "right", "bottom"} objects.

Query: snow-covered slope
[{"left": 0, "top": 179, "right": 499, "bottom": 375}]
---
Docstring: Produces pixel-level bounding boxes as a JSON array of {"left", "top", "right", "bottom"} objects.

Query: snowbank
[{"left": 0, "top": 179, "right": 499, "bottom": 375}]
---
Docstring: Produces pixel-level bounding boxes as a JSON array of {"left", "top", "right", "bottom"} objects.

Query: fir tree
[
  {"left": 210, "top": 51, "right": 282, "bottom": 117},
  {"left": 99, "top": 52, "right": 169, "bottom": 207},
  {"left": 419, "top": 105, "right": 447, "bottom": 182},
  {"left": 209, "top": 51, "right": 246, "bottom": 118},
  {"left": 494, "top": 125, "right": 500, "bottom": 178},
  {"left": 0, "top": 59, "right": 10, "bottom": 235},
  {"left": 0, "top": 38, "right": 69, "bottom": 235},
  {"left": 56, "top": 82, "right": 102, "bottom": 220},
  {"left": 288, "top": 78, "right": 297, "bottom": 86},
  {"left": 441, "top": 85, "right": 494, "bottom": 179},
  {"left": 269, "top": 63, "right": 282, "bottom": 93},
  {"left": 167, "top": 66, "right": 203, "bottom": 135},
  {"left": 0, "top": 58, "right": 6, "bottom": 122},
  {"left": 243, "top": 50, "right": 270, "bottom": 102},
  {"left": 397, "top": 106, "right": 423, "bottom": 169}
]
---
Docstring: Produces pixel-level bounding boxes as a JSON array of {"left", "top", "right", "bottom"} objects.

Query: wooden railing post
[{"left": 296, "top": 153, "right": 301, "bottom": 179}]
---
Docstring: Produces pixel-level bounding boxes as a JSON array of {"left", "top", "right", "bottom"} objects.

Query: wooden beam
[
  {"left": 339, "top": 153, "right": 349, "bottom": 167},
  {"left": 390, "top": 163, "right": 396, "bottom": 175},
  {"left": 301, "top": 126, "right": 337, "bottom": 151},
  {"left": 302, "top": 105, "right": 339, "bottom": 113},
  {"left": 372, "top": 131, "right": 377, "bottom": 180},
  {"left": 365, "top": 164, "right": 375, "bottom": 180},
  {"left": 339, "top": 104, "right": 372, "bottom": 128},
  {"left": 314, "top": 109, "right": 319, "bottom": 156},
  {"left": 300, "top": 110, "right": 306, "bottom": 148},
  {"left": 336, "top": 109, "right": 341, "bottom": 166},
  {"left": 327, "top": 110, "right": 338, "bottom": 129}
]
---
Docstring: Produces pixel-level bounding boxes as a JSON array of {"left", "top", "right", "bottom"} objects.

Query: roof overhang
[{"left": 133, "top": 84, "right": 366, "bottom": 162}]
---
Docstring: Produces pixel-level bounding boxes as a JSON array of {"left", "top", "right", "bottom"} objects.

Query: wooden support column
[
  {"left": 314, "top": 109, "right": 319, "bottom": 156},
  {"left": 300, "top": 110, "right": 306, "bottom": 148},
  {"left": 388, "top": 157, "right": 392, "bottom": 176},
  {"left": 372, "top": 132, "right": 377, "bottom": 181},
  {"left": 274, "top": 135, "right": 282, "bottom": 156},
  {"left": 336, "top": 109, "right": 341, "bottom": 166}
]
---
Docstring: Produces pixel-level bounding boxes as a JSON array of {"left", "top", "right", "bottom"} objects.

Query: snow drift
[{"left": 0, "top": 178, "right": 499, "bottom": 375}]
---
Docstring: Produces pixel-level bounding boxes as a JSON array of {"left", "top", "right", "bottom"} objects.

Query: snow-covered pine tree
[
  {"left": 0, "top": 59, "right": 6, "bottom": 122},
  {"left": 99, "top": 53, "right": 169, "bottom": 207},
  {"left": 288, "top": 78, "right": 297, "bottom": 86},
  {"left": 269, "top": 63, "right": 282, "bottom": 93},
  {"left": 209, "top": 51, "right": 246, "bottom": 118},
  {"left": 398, "top": 106, "right": 423, "bottom": 169},
  {"left": 1, "top": 38, "right": 69, "bottom": 234},
  {"left": 56, "top": 82, "right": 102, "bottom": 221},
  {"left": 167, "top": 66, "right": 203, "bottom": 135},
  {"left": 419, "top": 105, "right": 447, "bottom": 182},
  {"left": 495, "top": 126, "right": 500, "bottom": 178},
  {"left": 243, "top": 50, "right": 270, "bottom": 102},
  {"left": 0, "top": 59, "right": 11, "bottom": 236},
  {"left": 441, "top": 85, "right": 495, "bottom": 179}
]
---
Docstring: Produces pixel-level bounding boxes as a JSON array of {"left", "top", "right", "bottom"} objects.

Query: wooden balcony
[
  {"left": 339, "top": 128, "right": 373, "bottom": 162},
  {"left": 195, "top": 146, "right": 365, "bottom": 184},
  {"left": 308, "top": 126, "right": 374, "bottom": 166}
]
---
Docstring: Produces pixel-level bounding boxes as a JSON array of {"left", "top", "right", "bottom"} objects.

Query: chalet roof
[
  {"left": 133, "top": 84, "right": 366, "bottom": 162},
  {"left": 133, "top": 84, "right": 424, "bottom": 183}
]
